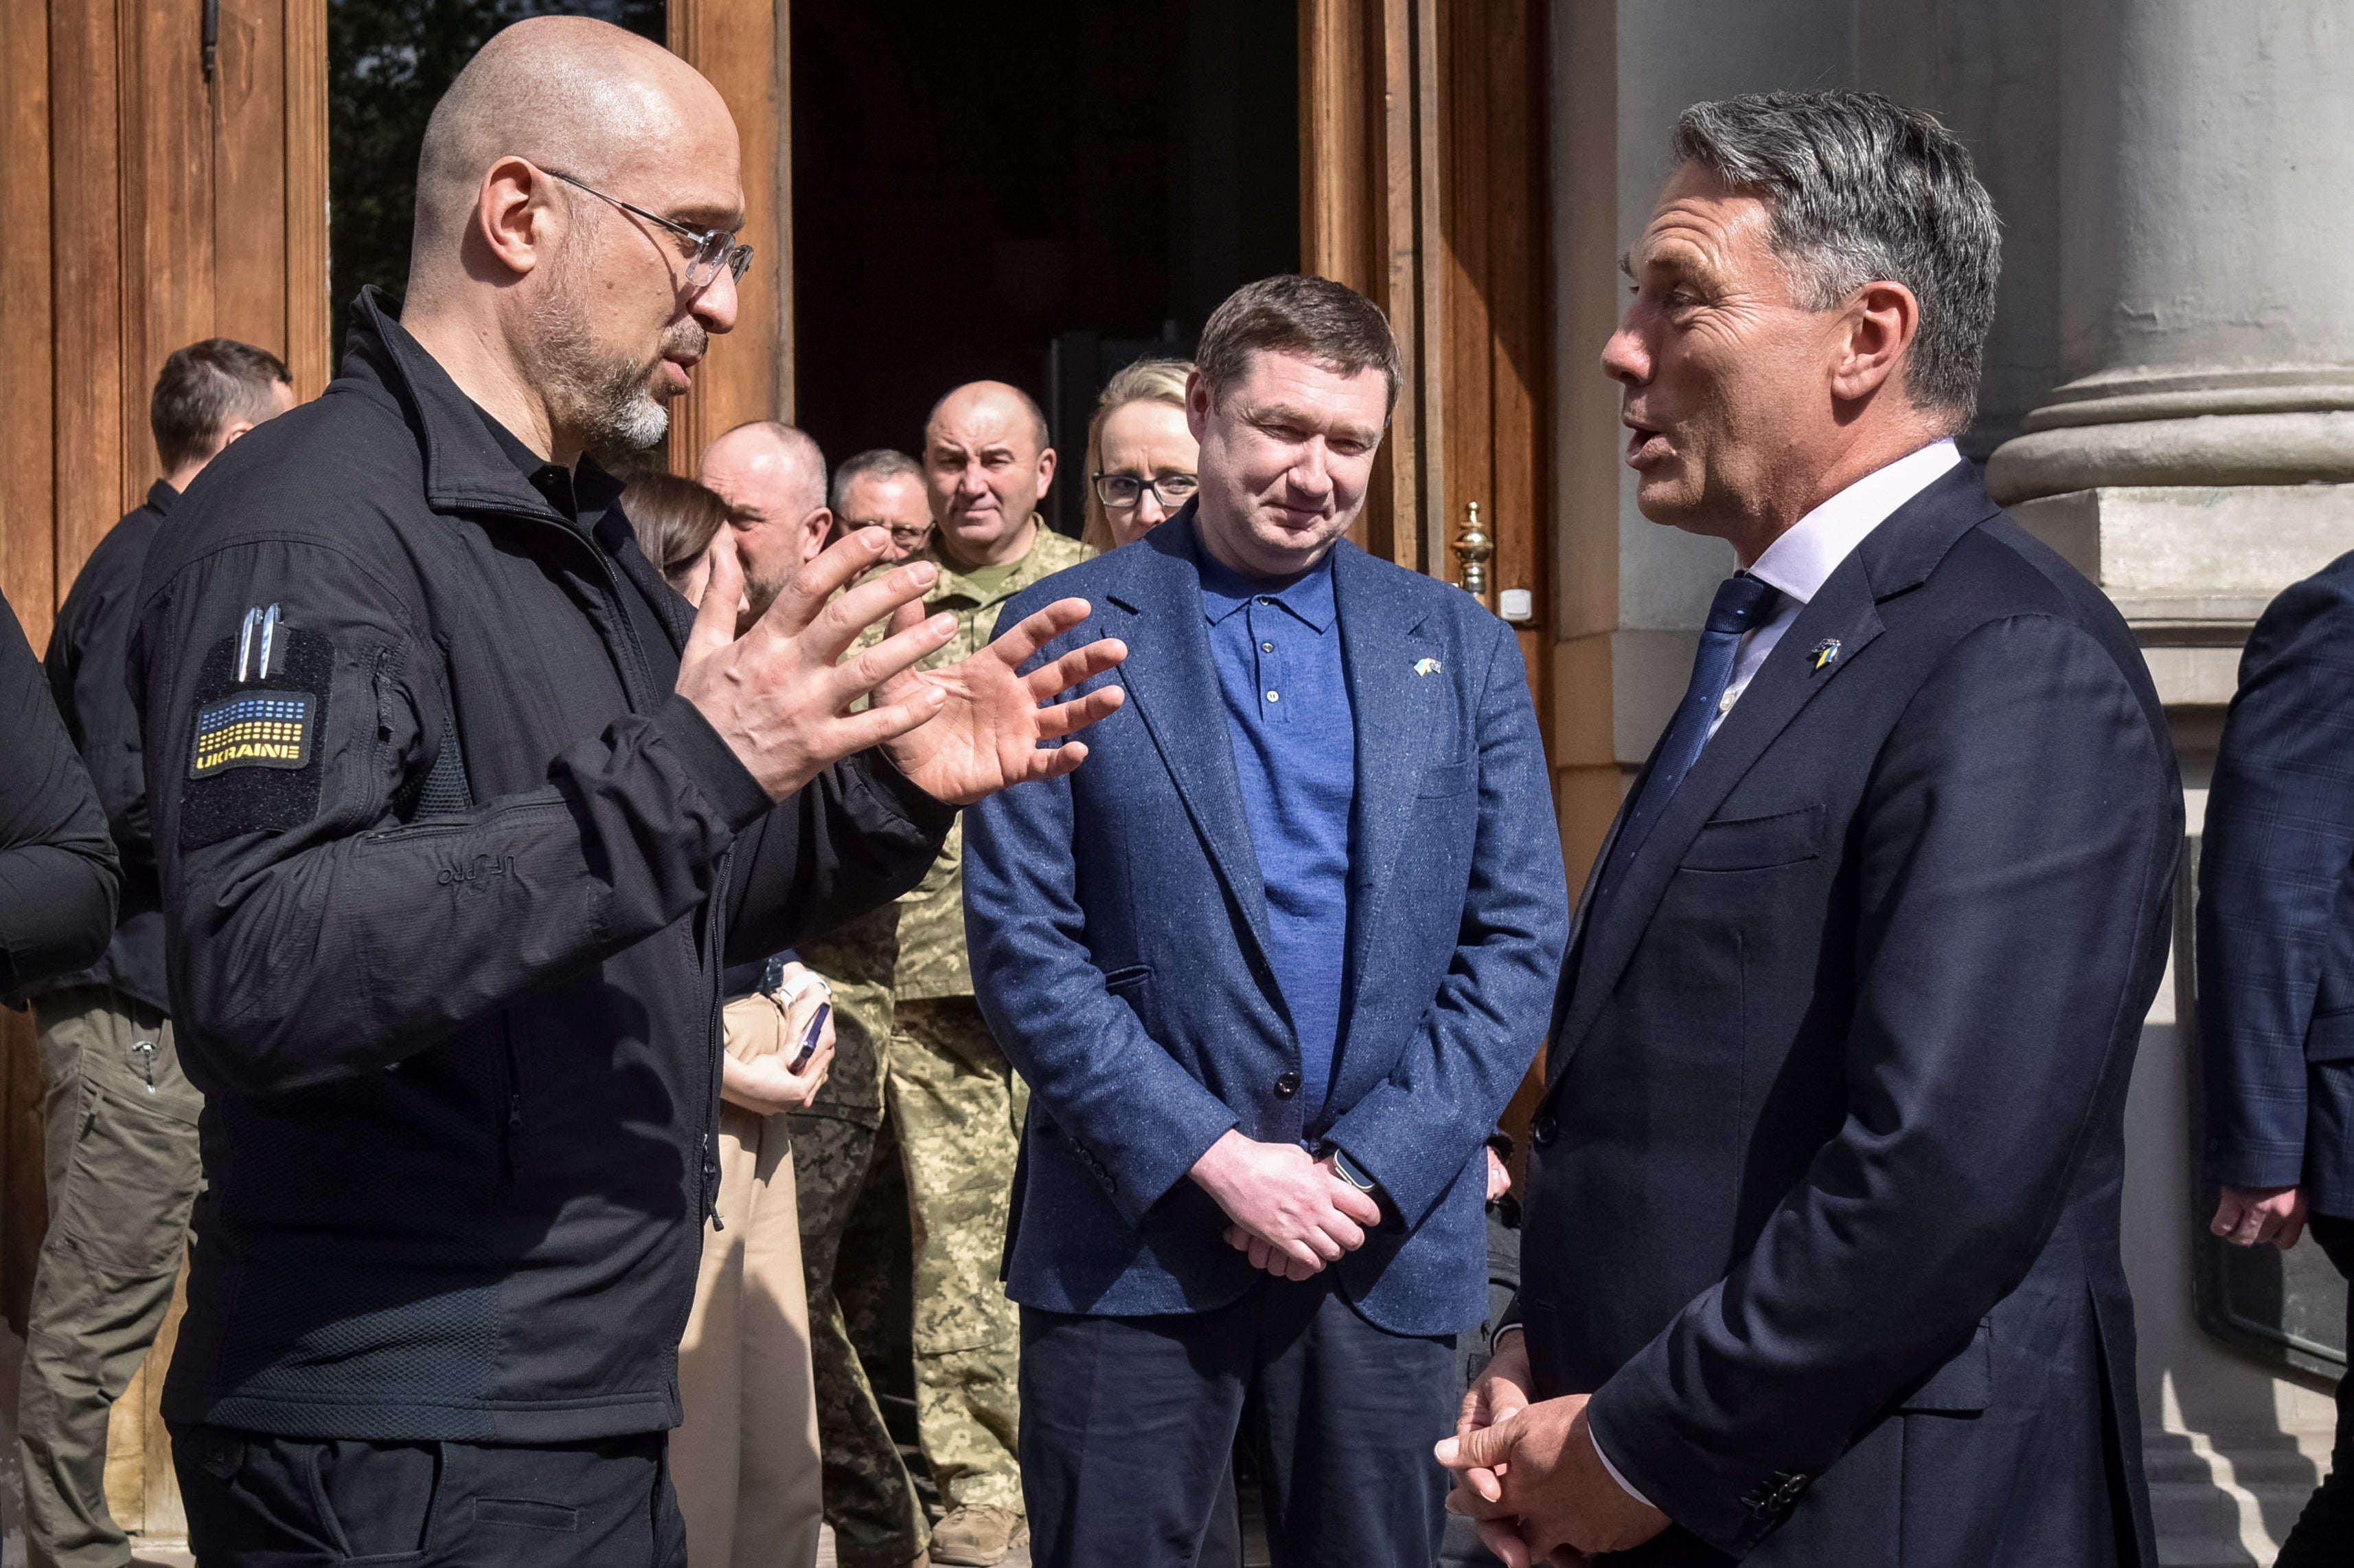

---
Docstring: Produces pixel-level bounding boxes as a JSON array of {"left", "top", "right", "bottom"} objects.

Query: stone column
[
  {"left": 1988, "top": 5, "right": 2354, "bottom": 1560},
  {"left": 1989, "top": 0, "right": 2354, "bottom": 708}
]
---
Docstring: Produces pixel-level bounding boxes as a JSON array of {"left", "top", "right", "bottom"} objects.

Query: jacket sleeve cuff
[
  {"left": 1583, "top": 1411, "right": 1657, "bottom": 1510},
  {"left": 848, "top": 746, "right": 959, "bottom": 840},
  {"left": 2206, "top": 1136, "right": 2309, "bottom": 1191},
  {"left": 1586, "top": 1353, "right": 1796, "bottom": 1557},
  {"left": 653, "top": 693, "right": 775, "bottom": 834}
]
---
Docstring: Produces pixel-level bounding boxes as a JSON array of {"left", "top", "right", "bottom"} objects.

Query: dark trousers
[
  {"left": 172, "top": 1425, "right": 687, "bottom": 1567},
  {"left": 1018, "top": 1274, "right": 1457, "bottom": 1568},
  {"left": 2279, "top": 1214, "right": 2354, "bottom": 1567}
]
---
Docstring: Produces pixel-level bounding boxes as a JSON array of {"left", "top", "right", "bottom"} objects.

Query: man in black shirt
[
  {"left": 13, "top": 338, "right": 291, "bottom": 1568},
  {"left": 134, "top": 19, "right": 1125, "bottom": 1565}
]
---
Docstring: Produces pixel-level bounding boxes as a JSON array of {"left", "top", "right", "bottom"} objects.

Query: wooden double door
[{"left": 0, "top": 0, "right": 1552, "bottom": 1543}]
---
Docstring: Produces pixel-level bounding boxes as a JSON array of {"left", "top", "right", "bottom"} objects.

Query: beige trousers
[{"left": 674, "top": 1097, "right": 824, "bottom": 1568}]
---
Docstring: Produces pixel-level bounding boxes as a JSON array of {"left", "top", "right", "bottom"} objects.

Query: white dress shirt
[
  {"left": 1705, "top": 439, "right": 1964, "bottom": 740},
  {"left": 1584, "top": 437, "right": 1965, "bottom": 1514}
]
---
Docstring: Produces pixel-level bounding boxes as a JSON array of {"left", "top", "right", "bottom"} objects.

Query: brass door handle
[{"left": 1452, "top": 501, "right": 1494, "bottom": 599}]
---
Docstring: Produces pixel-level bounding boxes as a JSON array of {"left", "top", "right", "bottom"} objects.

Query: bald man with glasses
[{"left": 130, "top": 19, "right": 1125, "bottom": 1565}]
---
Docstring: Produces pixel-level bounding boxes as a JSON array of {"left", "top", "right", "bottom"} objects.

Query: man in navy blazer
[
  {"left": 1441, "top": 93, "right": 2180, "bottom": 1566},
  {"left": 2198, "top": 550, "right": 2354, "bottom": 1563},
  {"left": 965, "top": 275, "right": 1567, "bottom": 1567}
]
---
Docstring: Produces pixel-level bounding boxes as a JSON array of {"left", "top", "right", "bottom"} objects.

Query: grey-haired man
[{"left": 1443, "top": 91, "right": 2178, "bottom": 1567}]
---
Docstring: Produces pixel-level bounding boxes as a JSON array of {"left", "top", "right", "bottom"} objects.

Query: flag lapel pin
[
  {"left": 1414, "top": 657, "right": 1443, "bottom": 676},
  {"left": 1809, "top": 638, "right": 1842, "bottom": 673}
]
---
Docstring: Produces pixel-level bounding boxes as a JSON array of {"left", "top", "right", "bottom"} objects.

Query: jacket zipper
[
  {"left": 498, "top": 1013, "right": 522, "bottom": 1181},
  {"left": 488, "top": 505, "right": 725, "bottom": 1232}
]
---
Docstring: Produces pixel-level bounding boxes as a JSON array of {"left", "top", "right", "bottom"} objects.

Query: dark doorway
[
  {"left": 790, "top": 1, "right": 1299, "bottom": 535},
  {"left": 327, "top": 0, "right": 665, "bottom": 315}
]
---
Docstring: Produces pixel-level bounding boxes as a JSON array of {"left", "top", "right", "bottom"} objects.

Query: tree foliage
[{"left": 328, "top": 0, "right": 662, "bottom": 319}]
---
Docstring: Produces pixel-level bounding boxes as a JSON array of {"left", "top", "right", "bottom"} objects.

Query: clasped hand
[
  {"left": 676, "top": 527, "right": 1128, "bottom": 805},
  {"left": 1435, "top": 1335, "right": 1671, "bottom": 1566},
  {"left": 1188, "top": 1130, "right": 1382, "bottom": 1280}
]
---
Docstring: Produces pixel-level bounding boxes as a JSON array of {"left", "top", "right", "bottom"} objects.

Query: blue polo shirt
[{"left": 1196, "top": 541, "right": 1356, "bottom": 1125}]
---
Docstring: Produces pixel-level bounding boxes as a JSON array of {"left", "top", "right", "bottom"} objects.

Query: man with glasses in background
[
  {"left": 131, "top": 21, "right": 1126, "bottom": 1564},
  {"left": 830, "top": 448, "right": 933, "bottom": 561}
]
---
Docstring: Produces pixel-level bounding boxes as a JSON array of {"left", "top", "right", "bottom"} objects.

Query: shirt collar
[
  {"left": 1746, "top": 439, "right": 1963, "bottom": 606},
  {"left": 1196, "top": 535, "right": 1338, "bottom": 633},
  {"left": 473, "top": 404, "right": 628, "bottom": 528}
]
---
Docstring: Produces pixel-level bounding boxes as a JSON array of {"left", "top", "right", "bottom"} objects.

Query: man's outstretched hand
[
  {"left": 872, "top": 591, "right": 1128, "bottom": 806},
  {"left": 675, "top": 529, "right": 1125, "bottom": 804}
]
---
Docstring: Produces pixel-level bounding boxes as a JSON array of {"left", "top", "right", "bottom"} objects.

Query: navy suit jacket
[
  {"left": 2199, "top": 551, "right": 2354, "bottom": 1216},
  {"left": 1520, "top": 468, "right": 2178, "bottom": 1565},
  {"left": 965, "top": 512, "right": 1567, "bottom": 1336}
]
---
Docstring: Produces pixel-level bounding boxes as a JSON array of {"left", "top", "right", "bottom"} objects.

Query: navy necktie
[{"left": 1591, "top": 571, "right": 1783, "bottom": 913}]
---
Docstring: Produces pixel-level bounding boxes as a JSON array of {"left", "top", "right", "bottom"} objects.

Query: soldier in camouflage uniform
[
  {"left": 794, "top": 906, "right": 930, "bottom": 1568},
  {"left": 805, "top": 380, "right": 1090, "bottom": 1566}
]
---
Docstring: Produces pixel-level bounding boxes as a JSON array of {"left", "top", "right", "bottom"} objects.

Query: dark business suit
[
  {"left": 966, "top": 512, "right": 1567, "bottom": 1565},
  {"left": 1518, "top": 465, "right": 2177, "bottom": 1565},
  {"left": 2197, "top": 551, "right": 2354, "bottom": 1562}
]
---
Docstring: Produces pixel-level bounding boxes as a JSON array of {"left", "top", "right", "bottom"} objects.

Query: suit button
[
  {"left": 1274, "top": 1072, "right": 1301, "bottom": 1099},
  {"left": 1531, "top": 1114, "right": 1559, "bottom": 1149}
]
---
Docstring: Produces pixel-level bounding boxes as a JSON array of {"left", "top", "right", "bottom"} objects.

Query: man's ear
[
  {"left": 1185, "top": 371, "right": 1212, "bottom": 443},
  {"left": 217, "top": 419, "right": 259, "bottom": 449},
  {"left": 1830, "top": 279, "right": 1920, "bottom": 404},
  {"left": 1035, "top": 446, "right": 1058, "bottom": 493},
  {"left": 477, "top": 157, "right": 556, "bottom": 280}
]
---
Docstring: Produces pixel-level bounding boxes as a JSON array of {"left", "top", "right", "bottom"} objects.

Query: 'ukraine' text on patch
[{"left": 189, "top": 691, "right": 316, "bottom": 777}]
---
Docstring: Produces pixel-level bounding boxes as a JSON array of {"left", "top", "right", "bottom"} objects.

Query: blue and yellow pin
[
  {"left": 1809, "top": 638, "right": 1842, "bottom": 672},
  {"left": 1414, "top": 657, "right": 1443, "bottom": 676}
]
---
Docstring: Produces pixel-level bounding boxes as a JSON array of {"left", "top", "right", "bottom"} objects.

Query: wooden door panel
[
  {"left": 1301, "top": 0, "right": 1555, "bottom": 1170},
  {"left": 667, "top": 0, "right": 790, "bottom": 468}
]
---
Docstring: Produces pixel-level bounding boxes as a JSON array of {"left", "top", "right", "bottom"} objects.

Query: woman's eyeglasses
[
  {"left": 1092, "top": 472, "right": 1199, "bottom": 510},
  {"left": 543, "top": 168, "right": 754, "bottom": 294}
]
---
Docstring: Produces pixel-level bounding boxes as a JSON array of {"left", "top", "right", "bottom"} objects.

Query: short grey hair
[
  {"left": 1672, "top": 91, "right": 2000, "bottom": 426},
  {"left": 830, "top": 448, "right": 922, "bottom": 512}
]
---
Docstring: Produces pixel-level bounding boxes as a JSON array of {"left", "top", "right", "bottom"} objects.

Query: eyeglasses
[
  {"left": 542, "top": 168, "right": 754, "bottom": 293},
  {"left": 843, "top": 518, "right": 933, "bottom": 544},
  {"left": 1093, "top": 472, "right": 1198, "bottom": 510}
]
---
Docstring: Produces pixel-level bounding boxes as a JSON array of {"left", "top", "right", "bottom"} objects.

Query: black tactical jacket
[
  {"left": 0, "top": 589, "right": 117, "bottom": 997},
  {"left": 133, "top": 292, "right": 951, "bottom": 1441},
  {"left": 22, "top": 483, "right": 176, "bottom": 1011}
]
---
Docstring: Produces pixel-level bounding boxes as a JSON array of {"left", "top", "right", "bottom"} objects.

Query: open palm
[{"left": 875, "top": 597, "right": 1128, "bottom": 805}]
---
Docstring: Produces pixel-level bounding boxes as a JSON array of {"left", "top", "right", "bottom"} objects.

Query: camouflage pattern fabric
[
  {"left": 795, "top": 521, "right": 1088, "bottom": 1526},
  {"left": 888, "top": 522, "right": 1093, "bottom": 1002},
  {"left": 887, "top": 996, "right": 1027, "bottom": 1514},
  {"left": 792, "top": 1109, "right": 928, "bottom": 1568},
  {"left": 795, "top": 904, "right": 898, "bottom": 1129}
]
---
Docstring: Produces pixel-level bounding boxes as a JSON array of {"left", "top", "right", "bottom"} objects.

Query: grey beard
[
  {"left": 527, "top": 235, "right": 699, "bottom": 454},
  {"left": 580, "top": 356, "right": 672, "bottom": 452}
]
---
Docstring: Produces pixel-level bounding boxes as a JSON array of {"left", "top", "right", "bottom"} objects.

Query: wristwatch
[{"left": 1327, "top": 1146, "right": 1378, "bottom": 1195}]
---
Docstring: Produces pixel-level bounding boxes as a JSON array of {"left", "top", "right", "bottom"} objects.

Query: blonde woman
[{"left": 1080, "top": 358, "right": 1200, "bottom": 551}]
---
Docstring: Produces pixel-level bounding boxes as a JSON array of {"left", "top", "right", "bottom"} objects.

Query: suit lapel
[
  {"left": 1336, "top": 544, "right": 1442, "bottom": 955},
  {"left": 1326, "top": 546, "right": 1443, "bottom": 1105},
  {"left": 1548, "top": 466, "right": 2001, "bottom": 1083},
  {"left": 1105, "top": 518, "right": 1281, "bottom": 974}
]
